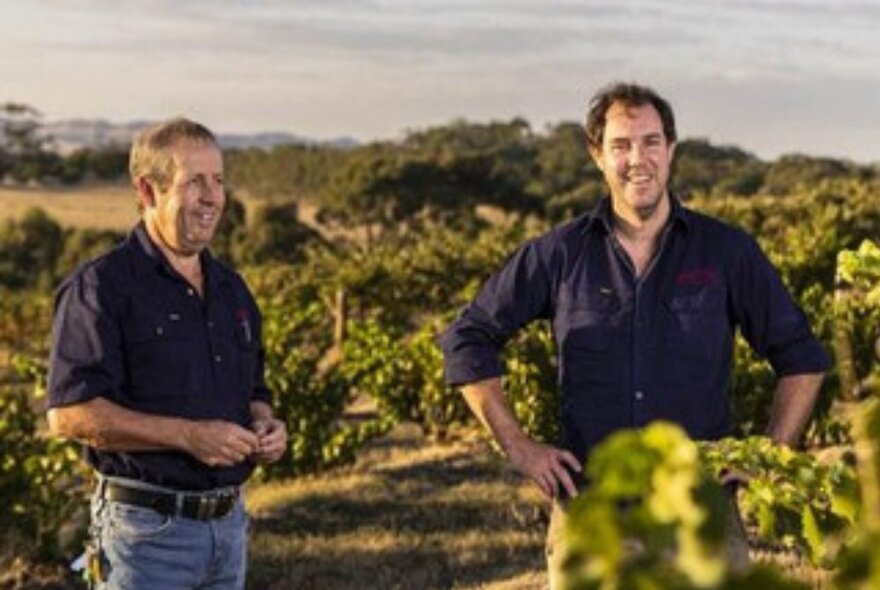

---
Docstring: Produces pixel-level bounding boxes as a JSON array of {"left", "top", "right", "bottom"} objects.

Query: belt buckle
[{"left": 196, "top": 495, "right": 218, "bottom": 520}]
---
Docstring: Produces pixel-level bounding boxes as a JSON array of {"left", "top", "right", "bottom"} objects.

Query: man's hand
[
  {"left": 183, "top": 421, "right": 260, "bottom": 467},
  {"left": 252, "top": 417, "right": 288, "bottom": 464},
  {"left": 508, "top": 436, "right": 582, "bottom": 500},
  {"left": 461, "top": 377, "right": 582, "bottom": 500}
]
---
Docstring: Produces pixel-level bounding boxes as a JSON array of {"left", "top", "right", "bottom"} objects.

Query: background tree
[
  {"left": 0, "top": 103, "right": 63, "bottom": 183},
  {"left": 671, "top": 138, "right": 766, "bottom": 197},
  {"left": 235, "top": 200, "right": 324, "bottom": 265},
  {"left": 0, "top": 208, "right": 64, "bottom": 290}
]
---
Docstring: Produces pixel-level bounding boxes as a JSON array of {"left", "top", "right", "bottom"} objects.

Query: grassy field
[
  {"left": 245, "top": 423, "right": 547, "bottom": 590},
  {"left": 0, "top": 184, "right": 324, "bottom": 238},
  {"left": 0, "top": 184, "right": 138, "bottom": 230}
]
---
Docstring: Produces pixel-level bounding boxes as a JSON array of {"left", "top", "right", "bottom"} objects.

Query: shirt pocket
[
  {"left": 123, "top": 313, "right": 200, "bottom": 406},
  {"left": 560, "top": 321, "right": 619, "bottom": 395},
  {"left": 556, "top": 288, "right": 622, "bottom": 397},
  {"left": 660, "top": 288, "right": 728, "bottom": 376}
]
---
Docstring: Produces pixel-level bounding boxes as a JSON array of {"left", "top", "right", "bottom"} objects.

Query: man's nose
[
  {"left": 198, "top": 180, "right": 223, "bottom": 203},
  {"left": 628, "top": 142, "right": 646, "bottom": 165}
]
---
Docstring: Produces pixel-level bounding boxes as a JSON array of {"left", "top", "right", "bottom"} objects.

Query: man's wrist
[
  {"left": 176, "top": 418, "right": 198, "bottom": 454},
  {"left": 499, "top": 430, "right": 532, "bottom": 463},
  {"left": 250, "top": 401, "right": 274, "bottom": 421}
]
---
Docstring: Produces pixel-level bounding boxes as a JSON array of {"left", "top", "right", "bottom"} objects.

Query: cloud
[{"left": 2, "top": 0, "right": 878, "bottom": 160}]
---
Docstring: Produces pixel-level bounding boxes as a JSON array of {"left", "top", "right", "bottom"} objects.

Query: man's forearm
[
  {"left": 765, "top": 372, "right": 824, "bottom": 446},
  {"left": 461, "top": 377, "right": 530, "bottom": 456},
  {"left": 48, "top": 396, "right": 261, "bottom": 467},
  {"left": 461, "top": 376, "right": 582, "bottom": 498},
  {"left": 47, "top": 397, "right": 192, "bottom": 452}
]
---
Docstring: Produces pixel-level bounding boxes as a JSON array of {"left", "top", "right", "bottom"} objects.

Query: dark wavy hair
[{"left": 585, "top": 82, "right": 677, "bottom": 151}]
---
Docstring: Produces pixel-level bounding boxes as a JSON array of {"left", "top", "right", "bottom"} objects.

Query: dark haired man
[
  {"left": 440, "top": 82, "right": 829, "bottom": 586},
  {"left": 47, "top": 118, "right": 287, "bottom": 589}
]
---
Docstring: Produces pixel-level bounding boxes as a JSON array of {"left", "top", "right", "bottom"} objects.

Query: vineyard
[{"left": 0, "top": 119, "right": 878, "bottom": 588}]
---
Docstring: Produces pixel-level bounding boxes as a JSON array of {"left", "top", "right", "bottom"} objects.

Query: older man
[{"left": 47, "top": 118, "right": 286, "bottom": 589}]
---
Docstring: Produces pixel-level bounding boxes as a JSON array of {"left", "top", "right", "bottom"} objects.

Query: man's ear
[
  {"left": 135, "top": 177, "right": 156, "bottom": 210},
  {"left": 588, "top": 144, "right": 604, "bottom": 171}
]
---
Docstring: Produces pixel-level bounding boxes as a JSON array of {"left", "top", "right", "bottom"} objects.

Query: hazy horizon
[{"left": 2, "top": 0, "right": 878, "bottom": 163}]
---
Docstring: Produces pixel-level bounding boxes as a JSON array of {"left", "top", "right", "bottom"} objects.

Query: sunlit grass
[
  {"left": 0, "top": 184, "right": 137, "bottom": 230},
  {"left": 245, "top": 423, "right": 548, "bottom": 589}
]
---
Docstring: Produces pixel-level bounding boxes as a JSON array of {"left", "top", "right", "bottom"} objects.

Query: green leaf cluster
[
  {"left": 700, "top": 437, "right": 859, "bottom": 565},
  {"left": 563, "top": 422, "right": 740, "bottom": 590},
  {"left": 341, "top": 318, "right": 469, "bottom": 436},
  {"left": 0, "top": 380, "right": 86, "bottom": 559}
]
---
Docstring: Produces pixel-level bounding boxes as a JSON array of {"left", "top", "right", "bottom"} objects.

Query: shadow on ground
[{"left": 247, "top": 424, "right": 549, "bottom": 589}]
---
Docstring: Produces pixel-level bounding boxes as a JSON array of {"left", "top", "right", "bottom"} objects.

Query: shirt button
[
  {"left": 155, "top": 326, "right": 164, "bottom": 336},
  {"left": 207, "top": 321, "right": 214, "bottom": 329},
  {"left": 634, "top": 390, "right": 644, "bottom": 401},
  {"left": 214, "top": 354, "right": 222, "bottom": 363},
  {"left": 187, "top": 288, "right": 195, "bottom": 296}
]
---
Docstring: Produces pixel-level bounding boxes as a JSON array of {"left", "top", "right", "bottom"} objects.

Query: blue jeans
[{"left": 89, "top": 482, "right": 248, "bottom": 590}]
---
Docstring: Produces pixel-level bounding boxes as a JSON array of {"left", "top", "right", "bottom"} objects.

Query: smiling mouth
[
  {"left": 193, "top": 211, "right": 218, "bottom": 228},
  {"left": 626, "top": 173, "right": 653, "bottom": 186}
]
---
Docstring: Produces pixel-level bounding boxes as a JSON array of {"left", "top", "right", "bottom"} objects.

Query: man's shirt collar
[
  {"left": 582, "top": 195, "right": 691, "bottom": 236},
  {"left": 129, "top": 221, "right": 228, "bottom": 286}
]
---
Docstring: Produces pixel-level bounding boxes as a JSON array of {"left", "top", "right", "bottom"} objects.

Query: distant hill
[{"left": 41, "top": 119, "right": 358, "bottom": 153}]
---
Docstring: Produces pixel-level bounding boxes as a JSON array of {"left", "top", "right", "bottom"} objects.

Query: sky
[{"left": 2, "top": 0, "right": 879, "bottom": 162}]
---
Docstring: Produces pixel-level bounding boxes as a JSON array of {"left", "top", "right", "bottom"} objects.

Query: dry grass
[
  {"left": 244, "top": 421, "right": 838, "bottom": 590},
  {"left": 0, "top": 184, "right": 313, "bottom": 238},
  {"left": 245, "top": 423, "right": 549, "bottom": 590},
  {"left": 0, "top": 184, "right": 138, "bottom": 230}
]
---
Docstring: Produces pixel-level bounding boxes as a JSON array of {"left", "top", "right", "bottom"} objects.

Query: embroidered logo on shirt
[{"left": 675, "top": 268, "right": 718, "bottom": 286}]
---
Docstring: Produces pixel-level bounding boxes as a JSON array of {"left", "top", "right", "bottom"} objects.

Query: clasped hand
[{"left": 184, "top": 418, "right": 288, "bottom": 467}]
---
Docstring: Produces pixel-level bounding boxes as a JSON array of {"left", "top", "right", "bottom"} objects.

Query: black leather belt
[{"left": 103, "top": 482, "right": 239, "bottom": 521}]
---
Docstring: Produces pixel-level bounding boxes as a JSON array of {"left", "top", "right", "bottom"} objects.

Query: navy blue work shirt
[
  {"left": 48, "top": 222, "right": 271, "bottom": 490},
  {"left": 441, "top": 197, "right": 830, "bottom": 462}
]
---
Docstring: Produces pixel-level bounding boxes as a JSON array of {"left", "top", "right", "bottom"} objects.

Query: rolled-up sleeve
[
  {"left": 47, "top": 268, "right": 125, "bottom": 408},
  {"left": 730, "top": 235, "right": 831, "bottom": 376},
  {"left": 440, "top": 239, "right": 552, "bottom": 386}
]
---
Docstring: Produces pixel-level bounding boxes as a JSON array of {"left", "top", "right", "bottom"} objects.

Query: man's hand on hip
[{"left": 508, "top": 437, "right": 582, "bottom": 500}]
